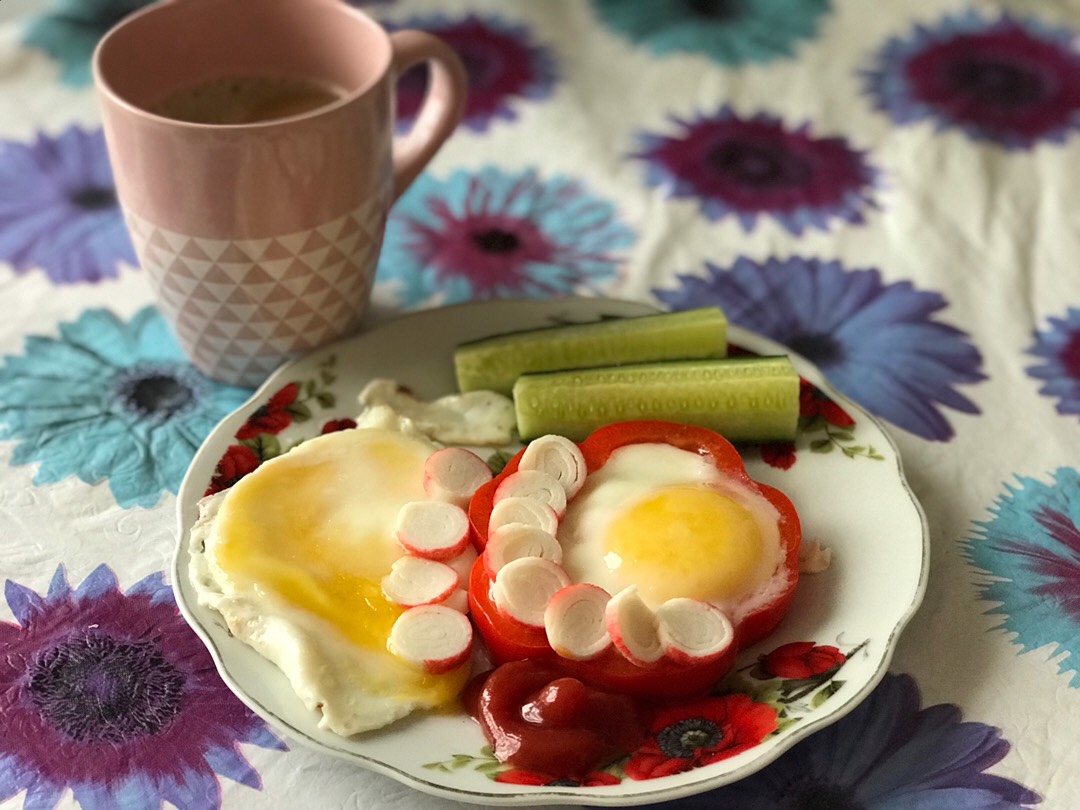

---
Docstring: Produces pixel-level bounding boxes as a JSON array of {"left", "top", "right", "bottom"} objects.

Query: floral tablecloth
[{"left": 2, "top": 0, "right": 1079, "bottom": 808}]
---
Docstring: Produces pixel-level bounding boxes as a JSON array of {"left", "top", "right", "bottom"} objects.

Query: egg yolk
[
  {"left": 215, "top": 432, "right": 426, "bottom": 653},
  {"left": 604, "top": 484, "right": 767, "bottom": 605}
]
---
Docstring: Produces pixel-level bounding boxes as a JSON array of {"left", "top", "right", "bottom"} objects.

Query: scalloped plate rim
[{"left": 171, "top": 297, "right": 930, "bottom": 806}]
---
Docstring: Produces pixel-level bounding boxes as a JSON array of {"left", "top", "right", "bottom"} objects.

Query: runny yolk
[
  {"left": 214, "top": 433, "right": 428, "bottom": 653},
  {"left": 604, "top": 484, "right": 767, "bottom": 605}
]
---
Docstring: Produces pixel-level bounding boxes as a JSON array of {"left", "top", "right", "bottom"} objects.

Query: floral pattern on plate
[
  {"left": 204, "top": 355, "right": 349, "bottom": 495},
  {"left": 174, "top": 299, "right": 927, "bottom": 804},
  {"left": 422, "top": 638, "right": 863, "bottom": 786},
  {"left": 201, "top": 336, "right": 881, "bottom": 496}
]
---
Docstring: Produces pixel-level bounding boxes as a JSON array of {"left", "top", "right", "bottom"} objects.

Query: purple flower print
[
  {"left": 392, "top": 14, "right": 558, "bottom": 133},
  {"left": 631, "top": 108, "right": 879, "bottom": 234},
  {"left": 0, "top": 126, "right": 136, "bottom": 284},
  {"left": 1027, "top": 307, "right": 1080, "bottom": 418},
  {"left": 0, "top": 565, "right": 286, "bottom": 809},
  {"left": 864, "top": 13, "right": 1080, "bottom": 149}
]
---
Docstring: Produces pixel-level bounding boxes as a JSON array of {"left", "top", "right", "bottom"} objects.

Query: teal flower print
[
  {"left": 377, "top": 166, "right": 634, "bottom": 308},
  {"left": 590, "top": 0, "right": 831, "bottom": 65},
  {"left": 22, "top": 0, "right": 152, "bottom": 86},
  {"left": 966, "top": 468, "right": 1080, "bottom": 687},
  {"left": 0, "top": 307, "right": 250, "bottom": 508}
]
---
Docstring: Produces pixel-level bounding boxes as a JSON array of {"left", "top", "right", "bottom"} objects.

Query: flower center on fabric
[
  {"left": 707, "top": 141, "right": 811, "bottom": 188},
  {"left": 1060, "top": 329, "right": 1080, "bottom": 380},
  {"left": 786, "top": 332, "right": 844, "bottom": 368},
  {"left": 69, "top": 186, "right": 118, "bottom": 211},
  {"left": 685, "top": 0, "right": 743, "bottom": 21},
  {"left": 471, "top": 228, "right": 522, "bottom": 254},
  {"left": 26, "top": 633, "right": 185, "bottom": 743},
  {"left": 460, "top": 49, "right": 497, "bottom": 88},
  {"left": 655, "top": 717, "right": 723, "bottom": 758},
  {"left": 786, "top": 778, "right": 865, "bottom": 810},
  {"left": 114, "top": 364, "right": 200, "bottom": 423},
  {"left": 946, "top": 59, "right": 1044, "bottom": 107}
]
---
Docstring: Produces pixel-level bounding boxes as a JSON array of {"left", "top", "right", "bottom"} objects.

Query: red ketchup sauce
[{"left": 464, "top": 660, "right": 646, "bottom": 780}]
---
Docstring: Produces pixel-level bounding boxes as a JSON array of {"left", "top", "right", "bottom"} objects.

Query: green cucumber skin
[
  {"left": 454, "top": 307, "right": 727, "bottom": 395},
  {"left": 513, "top": 357, "right": 800, "bottom": 442}
]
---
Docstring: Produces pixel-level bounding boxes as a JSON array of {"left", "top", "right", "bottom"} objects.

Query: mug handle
[{"left": 388, "top": 30, "right": 467, "bottom": 201}]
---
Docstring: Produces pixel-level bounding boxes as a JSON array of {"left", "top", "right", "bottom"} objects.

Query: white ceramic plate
[{"left": 173, "top": 298, "right": 928, "bottom": 806}]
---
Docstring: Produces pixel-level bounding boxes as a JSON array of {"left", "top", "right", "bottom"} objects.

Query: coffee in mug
[
  {"left": 93, "top": 0, "right": 467, "bottom": 388},
  {"left": 156, "top": 75, "right": 347, "bottom": 125}
]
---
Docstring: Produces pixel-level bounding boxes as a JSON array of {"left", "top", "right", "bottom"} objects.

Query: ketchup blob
[{"left": 469, "top": 660, "right": 646, "bottom": 779}]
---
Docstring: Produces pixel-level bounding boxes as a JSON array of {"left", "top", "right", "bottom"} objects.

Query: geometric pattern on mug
[{"left": 125, "top": 200, "right": 386, "bottom": 387}]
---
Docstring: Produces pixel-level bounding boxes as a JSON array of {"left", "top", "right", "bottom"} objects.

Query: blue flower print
[
  {"left": 966, "top": 468, "right": 1080, "bottom": 688},
  {"left": 653, "top": 257, "right": 985, "bottom": 441},
  {"left": 863, "top": 13, "right": 1080, "bottom": 150},
  {"left": 0, "top": 126, "right": 136, "bottom": 284},
  {"left": 643, "top": 673, "right": 1040, "bottom": 809},
  {"left": 377, "top": 166, "right": 635, "bottom": 308},
  {"left": 0, "top": 564, "right": 286, "bottom": 810},
  {"left": 589, "top": 0, "right": 831, "bottom": 66},
  {"left": 1027, "top": 308, "right": 1080, "bottom": 417},
  {"left": 0, "top": 307, "right": 251, "bottom": 508},
  {"left": 22, "top": 0, "right": 152, "bottom": 86}
]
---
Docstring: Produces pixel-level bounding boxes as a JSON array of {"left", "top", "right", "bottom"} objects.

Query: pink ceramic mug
[{"left": 93, "top": 0, "right": 466, "bottom": 387}]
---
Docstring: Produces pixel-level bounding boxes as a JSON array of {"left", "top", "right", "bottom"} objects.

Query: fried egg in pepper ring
[{"left": 467, "top": 420, "right": 802, "bottom": 699}]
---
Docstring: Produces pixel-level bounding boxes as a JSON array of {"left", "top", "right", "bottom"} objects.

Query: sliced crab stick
[
  {"left": 483, "top": 524, "right": 563, "bottom": 579},
  {"left": 381, "top": 556, "right": 458, "bottom": 607},
  {"left": 487, "top": 496, "right": 560, "bottom": 538},
  {"left": 445, "top": 543, "right": 478, "bottom": 590},
  {"left": 544, "top": 583, "right": 612, "bottom": 661},
  {"left": 490, "top": 557, "right": 571, "bottom": 629},
  {"left": 605, "top": 586, "right": 664, "bottom": 667},
  {"left": 394, "top": 500, "right": 470, "bottom": 561},
  {"left": 388, "top": 604, "right": 473, "bottom": 675},
  {"left": 439, "top": 588, "right": 470, "bottom": 614},
  {"left": 518, "top": 435, "right": 588, "bottom": 499},
  {"left": 655, "top": 598, "right": 735, "bottom": 666},
  {"left": 423, "top": 447, "right": 494, "bottom": 508},
  {"left": 492, "top": 469, "right": 567, "bottom": 517}
]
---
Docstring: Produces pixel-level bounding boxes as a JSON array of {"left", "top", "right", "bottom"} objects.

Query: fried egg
[
  {"left": 189, "top": 419, "right": 470, "bottom": 736},
  {"left": 557, "top": 443, "right": 784, "bottom": 623}
]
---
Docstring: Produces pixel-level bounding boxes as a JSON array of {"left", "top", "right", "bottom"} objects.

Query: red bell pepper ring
[{"left": 467, "top": 420, "right": 802, "bottom": 700}]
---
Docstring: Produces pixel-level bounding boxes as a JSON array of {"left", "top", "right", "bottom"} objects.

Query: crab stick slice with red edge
[
  {"left": 445, "top": 543, "right": 477, "bottom": 590},
  {"left": 439, "top": 588, "right": 469, "bottom": 614},
  {"left": 388, "top": 604, "right": 473, "bottom": 675},
  {"left": 655, "top": 598, "right": 735, "bottom": 666},
  {"left": 423, "top": 447, "right": 493, "bottom": 509},
  {"left": 491, "top": 557, "right": 571, "bottom": 629},
  {"left": 483, "top": 524, "right": 562, "bottom": 579},
  {"left": 487, "top": 496, "right": 560, "bottom": 538},
  {"left": 544, "top": 583, "right": 612, "bottom": 661},
  {"left": 605, "top": 586, "right": 664, "bottom": 667},
  {"left": 492, "top": 469, "right": 567, "bottom": 518},
  {"left": 517, "top": 435, "right": 588, "bottom": 500},
  {"left": 394, "top": 500, "right": 470, "bottom": 561},
  {"left": 381, "top": 556, "right": 458, "bottom": 608}
]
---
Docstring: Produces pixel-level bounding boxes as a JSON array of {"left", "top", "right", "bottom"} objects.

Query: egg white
[
  {"left": 189, "top": 423, "right": 467, "bottom": 736},
  {"left": 557, "top": 443, "right": 786, "bottom": 622}
]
